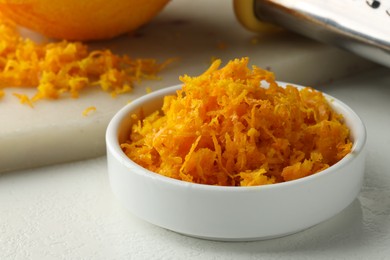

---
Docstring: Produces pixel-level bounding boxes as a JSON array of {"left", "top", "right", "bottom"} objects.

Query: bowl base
[{"left": 172, "top": 228, "right": 308, "bottom": 242}]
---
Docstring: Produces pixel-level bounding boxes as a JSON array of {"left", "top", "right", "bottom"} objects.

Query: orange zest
[
  {"left": 121, "top": 58, "right": 352, "bottom": 186},
  {"left": 0, "top": 14, "right": 174, "bottom": 105},
  {"left": 82, "top": 106, "right": 97, "bottom": 117}
]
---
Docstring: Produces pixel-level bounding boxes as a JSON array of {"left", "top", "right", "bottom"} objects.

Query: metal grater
[{"left": 234, "top": 0, "right": 390, "bottom": 67}]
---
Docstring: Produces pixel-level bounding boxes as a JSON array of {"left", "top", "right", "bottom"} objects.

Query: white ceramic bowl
[{"left": 106, "top": 83, "right": 367, "bottom": 241}]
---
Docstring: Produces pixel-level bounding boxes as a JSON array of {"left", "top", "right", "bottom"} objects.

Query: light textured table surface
[
  {"left": 1, "top": 0, "right": 389, "bottom": 258},
  {"left": 1, "top": 67, "right": 390, "bottom": 260}
]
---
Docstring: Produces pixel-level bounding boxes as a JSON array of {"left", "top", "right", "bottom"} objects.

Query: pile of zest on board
[
  {"left": 121, "top": 58, "right": 352, "bottom": 186},
  {"left": 0, "top": 14, "right": 172, "bottom": 106}
]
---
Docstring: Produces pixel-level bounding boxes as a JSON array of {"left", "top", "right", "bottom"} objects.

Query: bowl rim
[{"left": 106, "top": 82, "right": 367, "bottom": 192}]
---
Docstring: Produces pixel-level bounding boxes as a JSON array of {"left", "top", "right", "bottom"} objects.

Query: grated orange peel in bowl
[
  {"left": 105, "top": 58, "right": 366, "bottom": 240},
  {"left": 120, "top": 58, "right": 352, "bottom": 186}
]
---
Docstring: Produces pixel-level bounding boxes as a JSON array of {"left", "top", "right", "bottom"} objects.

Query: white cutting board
[{"left": 0, "top": 0, "right": 376, "bottom": 172}]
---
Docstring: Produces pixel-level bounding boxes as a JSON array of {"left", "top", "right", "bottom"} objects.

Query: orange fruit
[{"left": 0, "top": 0, "right": 170, "bottom": 41}]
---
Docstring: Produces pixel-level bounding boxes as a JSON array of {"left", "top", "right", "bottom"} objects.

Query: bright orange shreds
[
  {"left": 145, "top": 87, "right": 152, "bottom": 94},
  {"left": 121, "top": 57, "right": 353, "bottom": 186},
  {"left": 0, "top": 15, "right": 174, "bottom": 105},
  {"left": 13, "top": 93, "right": 34, "bottom": 107},
  {"left": 82, "top": 106, "right": 96, "bottom": 117}
]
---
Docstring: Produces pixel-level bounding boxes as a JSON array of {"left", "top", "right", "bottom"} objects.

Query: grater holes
[{"left": 366, "top": 0, "right": 381, "bottom": 8}]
